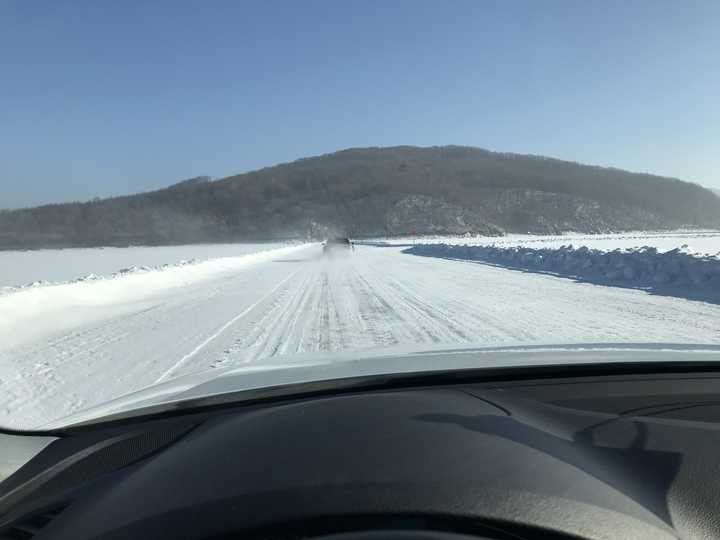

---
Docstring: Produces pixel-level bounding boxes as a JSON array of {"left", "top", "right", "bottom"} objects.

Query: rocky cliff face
[
  {"left": 474, "top": 189, "right": 666, "bottom": 234},
  {"left": 385, "top": 195, "right": 503, "bottom": 236}
]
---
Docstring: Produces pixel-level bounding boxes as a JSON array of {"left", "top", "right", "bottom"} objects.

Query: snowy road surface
[{"left": 1, "top": 243, "right": 719, "bottom": 428}]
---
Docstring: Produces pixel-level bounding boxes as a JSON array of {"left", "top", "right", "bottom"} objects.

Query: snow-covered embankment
[
  {"left": 405, "top": 243, "right": 720, "bottom": 301},
  {"left": 0, "top": 243, "right": 313, "bottom": 352}
]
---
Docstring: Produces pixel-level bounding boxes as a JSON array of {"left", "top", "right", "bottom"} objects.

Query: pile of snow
[
  {"left": 369, "top": 230, "right": 720, "bottom": 257},
  {"left": 406, "top": 242, "right": 720, "bottom": 294},
  {"left": 477, "top": 230, "right": 720, "bottom": 256}
]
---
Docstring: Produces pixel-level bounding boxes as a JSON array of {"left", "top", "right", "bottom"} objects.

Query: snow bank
[
  {"left": 406, "top": 243, "right": 720, "bottom": 301},
  {"left": 0, "top": 242, "right": 297, "bottom": 290},
  {"left": 0, "top": 244, "right": 313, "bottom": 351},
  {"left": 369, "top": 230, "right": 720, "bottom": 257}
]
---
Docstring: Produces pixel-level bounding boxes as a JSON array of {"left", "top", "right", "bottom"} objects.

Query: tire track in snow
[
  {"left": 154, "top": 268, "right": 303, "bottom": 383},
  {"left": 360, "top": 271, "right": 462, "bottom": 343},
  {"left": 0, "top": 249, "right": 316, "bottom": 427},
  {"left": 352, "top": 256, "right": 485, "bottom": 345},
  {"left": 367, "top": 263, "right": 534, "bottom": 343}
]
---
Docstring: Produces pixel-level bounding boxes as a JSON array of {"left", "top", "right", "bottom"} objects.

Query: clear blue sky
[{"left": 2, "top": 0, "right": 719, "bottom": 208}]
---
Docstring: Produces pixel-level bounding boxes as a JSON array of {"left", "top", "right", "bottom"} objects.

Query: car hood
[{"left": 43, "top": 342, "right": 720, "bottom": 429}]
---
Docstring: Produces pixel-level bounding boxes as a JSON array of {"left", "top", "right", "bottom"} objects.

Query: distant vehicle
[{"left": 323, "top": 237, "right": 353, "bottom": 256}]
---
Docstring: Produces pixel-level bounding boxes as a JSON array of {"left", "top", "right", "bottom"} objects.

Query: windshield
[{"left": 1, "top": 1, "right": 719, "bottom": 430}]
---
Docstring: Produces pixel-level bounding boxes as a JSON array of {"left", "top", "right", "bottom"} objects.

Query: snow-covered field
[
  {"left": 369, "top": 230, "right": 720, "bottom": 257},
  {"left": 0, "top": 242, "right": 296, "bottom": 290},
  {"left": 1, "top": 239, "right": 719, "bottom": 429}
]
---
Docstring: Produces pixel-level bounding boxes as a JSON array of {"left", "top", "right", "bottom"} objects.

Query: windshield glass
[{"left": 1, "top": 0, "right": 719, "bottom": 430}]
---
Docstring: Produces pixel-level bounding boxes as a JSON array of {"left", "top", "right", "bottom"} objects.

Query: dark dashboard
[{"left": 2, "top": 364, "right": 720, "bottom": 540}]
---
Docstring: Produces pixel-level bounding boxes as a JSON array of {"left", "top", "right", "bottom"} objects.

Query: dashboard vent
[{"left": 0, "top": 505, "right": 66, "bottom": 540}]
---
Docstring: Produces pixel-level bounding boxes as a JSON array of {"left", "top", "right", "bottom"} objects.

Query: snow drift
[
  {"left": 405, "top": 243, "right": 720, "bottom": 302},
  {"left": 0, "top": 242, "right": 297, "bottom": 290},
  {"left": 368, "top": 230, "right": 720, "bottom": 255},
  {"left": 0, "top": 244, "right": 312, "bottom": 351}
]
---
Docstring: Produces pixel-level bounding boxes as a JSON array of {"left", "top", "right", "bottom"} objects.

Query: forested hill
[{"left": 2, "top": 146, "right": 719, "bottom": 249}]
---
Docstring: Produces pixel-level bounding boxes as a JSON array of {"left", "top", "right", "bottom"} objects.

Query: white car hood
[{"left": 43, "top": 342, "right": 720, "bottom": 429}]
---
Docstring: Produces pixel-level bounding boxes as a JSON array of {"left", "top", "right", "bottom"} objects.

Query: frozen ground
[
  {"left": 369, "top": 230, "right": 720, "bottom": 256},
  {"left": 0, "top": 242, "right": 295, "bottom": 290},
  {"left": 1, "top": 242, "right": 719, "bottom": 429}
]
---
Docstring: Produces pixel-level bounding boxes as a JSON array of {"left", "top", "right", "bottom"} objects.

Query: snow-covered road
[{"left": 1, "top": 243, "right": 719, "bottom": 428}]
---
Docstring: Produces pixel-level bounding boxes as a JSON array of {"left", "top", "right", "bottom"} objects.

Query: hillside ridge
[{"left": 1, "top": 146, "right": 719, "bottom": 249}]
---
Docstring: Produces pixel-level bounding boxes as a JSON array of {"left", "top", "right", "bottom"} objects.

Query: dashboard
[{"left": 2, "top": 364, "right": 720, "bottom": 539}]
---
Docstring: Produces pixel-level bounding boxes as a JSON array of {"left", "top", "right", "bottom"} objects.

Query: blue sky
[{"left": 2, "top": 0, "right": 719, "bottom": 208}]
